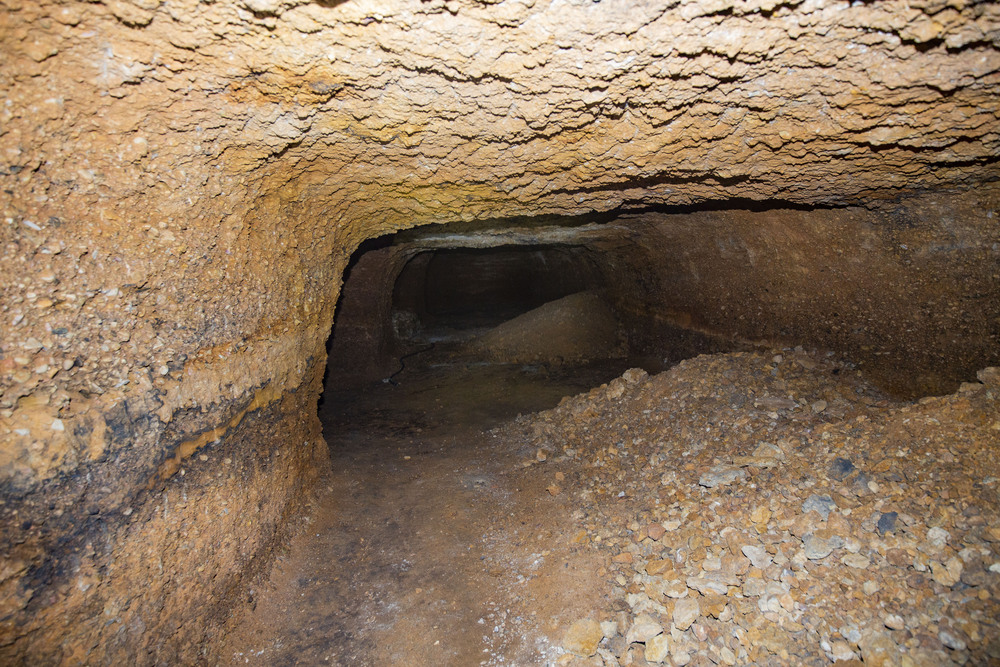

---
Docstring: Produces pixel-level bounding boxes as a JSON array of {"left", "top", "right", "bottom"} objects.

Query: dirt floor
[
  {"left": 217, "top": 350, "right": 633, "bottom": 666},
  {"left": 218, "top": 346, "right": 1000, "bottom": 666}
]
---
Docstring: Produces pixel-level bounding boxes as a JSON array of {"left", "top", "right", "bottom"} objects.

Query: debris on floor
[
  {"left": 220, "top": 346, "right": 999, "bottom": 666},
  {"left": 470, "top": 291, "right": 623, "bottom": 365},
  {"left": 503, "top": 350, "right": 1000, "bottom": 666}
]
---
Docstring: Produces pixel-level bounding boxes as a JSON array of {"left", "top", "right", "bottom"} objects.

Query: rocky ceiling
[{"left": 4, "top": 0, "right": 1000, "bottom": 242}]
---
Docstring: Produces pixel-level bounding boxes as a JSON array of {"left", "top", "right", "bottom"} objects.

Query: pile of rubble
[{"left": 504, "top": 350, "right": 1000, "bottom": 666}]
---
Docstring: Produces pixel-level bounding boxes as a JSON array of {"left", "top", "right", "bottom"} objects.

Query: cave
[{"left": 2, "top": 0, "right": 1000, "bottom": 664}]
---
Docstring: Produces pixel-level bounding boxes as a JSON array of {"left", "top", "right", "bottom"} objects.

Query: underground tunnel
[{"left": 2, "top": 0, "right": 1000, "bottom": 665}]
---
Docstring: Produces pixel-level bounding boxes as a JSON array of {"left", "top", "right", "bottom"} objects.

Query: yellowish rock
[{"left": 562, "top": 619, "right": 603, "bottom": 657}]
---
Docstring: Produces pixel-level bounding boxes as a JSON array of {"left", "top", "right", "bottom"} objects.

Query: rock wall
[
  {"left": 1, "top": 0, "right": 999, "bottom": 662},
  {"left": 603, "top": 189, "right": 1000, "bottom": 398}
]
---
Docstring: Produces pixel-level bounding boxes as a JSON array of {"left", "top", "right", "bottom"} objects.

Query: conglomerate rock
[{"left": 1, "top": 0, "right": 999, "bottom": 662}]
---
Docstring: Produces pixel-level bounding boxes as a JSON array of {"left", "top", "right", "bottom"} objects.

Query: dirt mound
[
  {"left": 504, "top": 350, "right": 1000, "bottom": 665},
  {"left": 469, "top": 291, "right": 622, "bottom": 364}
]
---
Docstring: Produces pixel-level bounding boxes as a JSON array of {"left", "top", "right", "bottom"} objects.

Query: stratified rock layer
[{"left": 1, "top": 0, "right": 999, "bottom": 662}]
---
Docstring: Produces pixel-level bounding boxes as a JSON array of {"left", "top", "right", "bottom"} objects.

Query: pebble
[
  {"left": 876, "top": 511, "right": 898, "bottom": 536},
  {"left": 828, "top": 639, "right": 856, "bottom": 661},
  {"left": 884, "top": 614, "right": 905, "bottom": 630},
  {"left": 672, "top": 598, "right": 699, "bottom": 631},
  {"left": 930, "top": 557, "right": 963, "bottom": 586},
  {"left": 625, "top": 614, "right": 662, "bottom": 645},
  {"left": 841, "top": 553, "right": 870, "bottom": 569},
  {"left": 563, "top": 619, "right": 602, "bottom": 657},
  {"left": 801, "top": 494, "right": 836, "bottom": 519},
  {"left": 644, "top": 633, "right": 671, "bottom": 663},
  {"left": 829, "top": 457, "right": 856, "bottom": 481},
  {"left": 927, "top": 526, "right": 951, "bottom": 549},
  {"left": 741, "top": 545, "right": 772, "bottom": 569},
  {"left": 671, "top": 648, "right": 692, "bottom": 666},
  {"left": 803, "top": 533, "right": 844, "bottom": 560},
  {"left": 939, "top": 628, "right": 967, "bottom": 651},
  {"left": 698, "top": 465, "right": 746, "bottom": 488}
]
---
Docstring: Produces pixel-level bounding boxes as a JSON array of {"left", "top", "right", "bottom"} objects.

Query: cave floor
[
  {"left": 217, "top": 347, "right": 1000, "bottom": 666},
  {"left": 217, "top": 348, "right": 634, "bottom": 666}
]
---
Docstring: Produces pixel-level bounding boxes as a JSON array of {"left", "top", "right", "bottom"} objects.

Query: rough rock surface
[
  {"left": 1, "top": 0, "right": 999, "bottom": 662},
  {"left": 506, "top": 350, "right": 1000, "bottom": 665}
]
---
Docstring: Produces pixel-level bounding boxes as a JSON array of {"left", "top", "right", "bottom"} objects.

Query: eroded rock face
[
  {"left": 601, "top": 188, "right": 1000, "bottom": 397},
  {"left": 1, "top": 0, "right": 999, "bottom": 662}
]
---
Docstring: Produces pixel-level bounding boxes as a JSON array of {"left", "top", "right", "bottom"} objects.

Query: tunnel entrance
[
  {"left": 320, "top": 228, "right": 640, "bottom": 431},
  {"left": 392, "top": 246, "right": 606, "bottom": 341}
]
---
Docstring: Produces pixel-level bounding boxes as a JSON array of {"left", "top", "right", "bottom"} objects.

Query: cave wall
[
  {"left": 1, "top": 0, "right": 999, "bottom": 662},
  {"left": 325, "top": 243, "right": 413, "bottom": 391},
  {"left": 603, "top": 188, "right": 1000, "bottom": 397}
]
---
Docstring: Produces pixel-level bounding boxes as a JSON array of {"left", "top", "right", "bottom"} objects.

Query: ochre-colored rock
[{"left": 0, "top": 0, "right": 998, "bottom": 663}]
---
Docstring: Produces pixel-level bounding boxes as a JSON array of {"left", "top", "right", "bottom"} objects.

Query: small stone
[
  {"left": 829, "top": 639, "right": 856, "bottom": 661},
  {"left": 876, "top": 512, "right": 898, "bottom": 536},
  {"left": 664, "top": 580, "right": 688, "bottom": 598},
  {"left": 625, "top": 614, "right": 662, "bottom": 644},
  {"left": 829, "top": 457, "right": 856, "bottom": 481},
  {"left": 811, "top": 399, "right": 828, "bottom": 413},
  {"left": 547, "top": 484, "right": 561, "bottom": 496},
  {"left": 939, "top": 629, "right": 967, "bottom": 651},
  {"left": 931, "top": 557, "right": 963, "bottom": 587},
  {"left": 644, "top": 633, "right": 671, "bottom": 663},
  {"left": 686, "top": 576, "right": 727, "bottom": 596},
  {"left": 803, "top": 534, "right": 843, "bottom": 560},
  {"left": 977, "top": 367, "right": 1000, "bottom": 385},
  {"left": 700, "top": 594, "right": 728, "bottom": 619},
  {"left": 699, "top": 465, "right": 746, "bottom": 488},
  {"left": 750, "top": 506, "right": 772, "bottom": 526},
  {"left": 926, "top": 526, "right": 951, "bottom": 548},
  {"left": 858, "top": 630, "right": 899, "bottom": 667},
  {"left": 743, "top": 577, "right": 766, "bottom": 597},
  {"left": 801, "top": 494, "right": 836, "bottom": 519},
  {"left": 841, "top": 553, "right": 870, "bottom": 569},
  {"left": 646, "top": 559, "right": 673, "bottom": 576},
  {"left": 752, "top": 442, "right": 785, "bottom": 460},
  {"left": 563, "top": 619, "right": 603, "bottom": 657},
  {"left": 672, "top": 598, "right": 700, "bottom": 631},
  {"left": 622, "top": 368, "right": 648, "bottom": 384},
  {"left": 670, "top": 649, "right": 692, "bottom": 666},
  {"left": 741, "top": 545, "right": 772, "bottom": 569},
  {"left": 646, "top": 523, "right": 666, "bottom": 541},
  {"left": 885, "top": 548, "right": 910, "bottom": 567},
  {"left": 884, "top": 614, "right": 905, "bottom": 631}
]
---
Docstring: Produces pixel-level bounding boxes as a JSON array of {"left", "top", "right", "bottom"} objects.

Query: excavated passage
[
  {"left": 2, "top": 0, "right": 1000, "bottom": 663},
  {"left": 217, "top": 230, "right": 1000, "bottom": 665}
]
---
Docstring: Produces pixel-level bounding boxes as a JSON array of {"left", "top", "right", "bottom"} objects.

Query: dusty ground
[
  {"left": 217, "top": 352, "right": 632, "bottom": 665},
  {"left": 218, "top": 347, "right": 1000, "bottom": 666}
]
